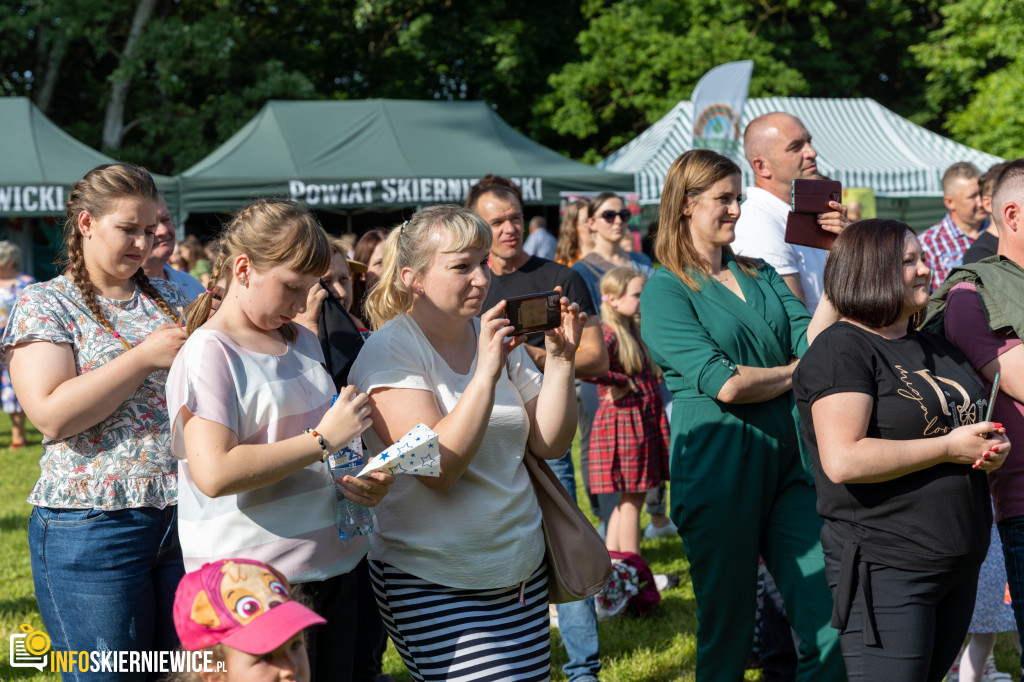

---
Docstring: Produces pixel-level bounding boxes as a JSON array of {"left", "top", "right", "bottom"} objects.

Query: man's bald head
[{"left": 742, "top": 112, "right": 820, "bottom": 201}]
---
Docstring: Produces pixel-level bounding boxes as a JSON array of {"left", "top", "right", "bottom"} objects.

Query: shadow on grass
[
  {"left": 0, "top": 594, "right": 39, "bottom": 619},
  {"left": 0, "top": 513, "right": 29, "bottom": 534}
]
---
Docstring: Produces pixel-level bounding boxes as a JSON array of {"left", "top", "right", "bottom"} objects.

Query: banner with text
[{"left": 289, "top": 177, "right": 544, "bottom": 208}]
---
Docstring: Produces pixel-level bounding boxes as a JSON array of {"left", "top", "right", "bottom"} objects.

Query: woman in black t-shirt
[{"left": 793, "top": 219, "right": 1011, "bottom": 682}]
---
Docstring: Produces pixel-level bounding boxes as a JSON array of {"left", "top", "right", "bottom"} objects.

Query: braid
[
  {"left": 183, "top": 293, "right": 214, "bottom": 337},
  {"left": 66, "top": 229, "right": 132, "bottom": 351},
  {"left": 61, "top": 163, "right": 163, "bottom": 352},
  {"left": 133, "top": 270, "right": 180, "bottom": 324}
]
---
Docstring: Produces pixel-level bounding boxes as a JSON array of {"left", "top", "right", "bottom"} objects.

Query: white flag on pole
[{"left": 691, "top": 60, "right": 754, "bottom": 160}]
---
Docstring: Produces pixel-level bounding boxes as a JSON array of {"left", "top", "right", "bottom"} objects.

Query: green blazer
[{"left": 640, "top": 254, "right": 813, "bottom": 489}]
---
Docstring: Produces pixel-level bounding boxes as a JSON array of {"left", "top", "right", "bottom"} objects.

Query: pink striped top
[{"left": 166, "top": 326, "right": 366, "bottom": 583}]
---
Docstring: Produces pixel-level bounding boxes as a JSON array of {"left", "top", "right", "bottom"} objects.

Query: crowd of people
[{"left": 5, "top": 107, "right": 1024, "bottom": 682}]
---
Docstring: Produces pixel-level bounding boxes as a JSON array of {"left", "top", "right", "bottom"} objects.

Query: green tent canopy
[
  {"left": 179, "top": 99, "right": 634, "bottom": 218},
  {"left": 0, "top": 97, "right": 179, "bottom": 218}
]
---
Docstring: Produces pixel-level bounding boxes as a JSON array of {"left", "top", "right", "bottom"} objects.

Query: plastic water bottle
[
  {"left": 328, "top": 437, "right": 374, "bottom": 538},
  {"left": 326, "top": 394, "right": 373, "bottom": 538}
]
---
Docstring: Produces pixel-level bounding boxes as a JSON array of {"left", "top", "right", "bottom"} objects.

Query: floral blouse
[
  {"left": 0, "top": 273, "right": 36, "bottom": 330},
  {"left": 1, "top": 275, "right": 187, "bottom": 509}
]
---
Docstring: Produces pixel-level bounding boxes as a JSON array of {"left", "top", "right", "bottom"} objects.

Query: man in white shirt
[
  {"left": 141, "top": 196, "right": 205, "bottom": 301},
  {"left": 732, "top": 112, "right": 848, "bottom": 312}
]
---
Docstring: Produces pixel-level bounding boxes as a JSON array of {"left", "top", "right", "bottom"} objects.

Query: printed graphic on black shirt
[{"left": 894, "top": 364, "right": 982, "bottom": 436}]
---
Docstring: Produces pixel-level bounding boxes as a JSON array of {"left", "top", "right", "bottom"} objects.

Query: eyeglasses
[{"left": 600, "top": 209, "right": 631, "bottom": 223}]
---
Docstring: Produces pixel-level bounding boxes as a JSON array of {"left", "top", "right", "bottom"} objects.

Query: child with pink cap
[{"left": 173, "top": 558, "right": 326, "bottom": 682}]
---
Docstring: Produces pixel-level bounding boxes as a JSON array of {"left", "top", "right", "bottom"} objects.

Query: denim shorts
[{"left": 28, "top": 505, "right": 184, "bottom": 682}]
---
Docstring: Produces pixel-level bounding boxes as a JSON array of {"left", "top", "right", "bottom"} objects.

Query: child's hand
[
  {"left": 337, "top": 470, "right": 395, "bottom": 507},
  {"left": 316, "top": 385, "right": 372, "bottom": 450},
  {"left": 294, "top": 281, "right": 328, "bottom": 334}
]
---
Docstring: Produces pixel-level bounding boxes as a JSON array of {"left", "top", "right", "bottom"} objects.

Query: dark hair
[
  {"left": 351, "top": 227, "right": 389, "bottom": 322},
  {"left": 980, "top": 162, "right": 1009, "bottom": 198},
  {"left": 465, "top": 174, "right": 523, "bottom": 212},
  {"left": 824, "top": 219, "right": 915, "bottom": 328},
  {"left": 586, "top": 192, "right": 621, "bottom": 219},
  {"left": 993, "top": 158, "right": 1024, "bottom": 214}
]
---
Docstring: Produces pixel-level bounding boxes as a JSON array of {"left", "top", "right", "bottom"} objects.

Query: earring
[{"left": 240, "top": 278, "right": 248, "bottom": 285}]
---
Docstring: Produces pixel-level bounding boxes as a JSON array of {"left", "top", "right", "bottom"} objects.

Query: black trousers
[
  {"left": 822, "top": 529, "right": 981, "bottom": 682},
  {"left": 302, "top": 558, "right": 388, "bottom": 682}
]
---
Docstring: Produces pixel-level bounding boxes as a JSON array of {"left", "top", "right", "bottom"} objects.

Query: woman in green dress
[{"left": 640, "top": 149, "right": 844, "bottom": 681}]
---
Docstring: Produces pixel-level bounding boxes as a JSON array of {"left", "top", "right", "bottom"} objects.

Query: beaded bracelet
[{"left": 304, "top": 428, "right": 330, "bottom": 462}]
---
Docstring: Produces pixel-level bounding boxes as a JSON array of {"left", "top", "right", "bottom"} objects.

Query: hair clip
[
  {"left": 399, "top": 220, "right": 408, "bottom": 235},
  {"left": 601, "top": 294, "right": 613, "bottom": 302}
]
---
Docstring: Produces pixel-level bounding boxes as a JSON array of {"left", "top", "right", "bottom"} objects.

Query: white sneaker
[
  {"left": 644, "top": 519, "right": 678, "bottom": 539},
  {"left": 653, "top": 573, "right": 680, "bottom": 592}
]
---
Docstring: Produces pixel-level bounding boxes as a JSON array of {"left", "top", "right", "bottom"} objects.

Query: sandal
[{"left": 9, "top": 440, "right": 27, "bottom": 449}]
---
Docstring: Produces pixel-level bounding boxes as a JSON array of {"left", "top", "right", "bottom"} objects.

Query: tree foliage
[
  {"left": 912, "top": 0, "right": 1024, "bottom": 158},
  {"left": 0, "top": 0, "right": 1013, "bottom": 177}
]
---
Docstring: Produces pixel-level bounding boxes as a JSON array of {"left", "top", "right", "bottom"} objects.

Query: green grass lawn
[{"left": 0, "top": 415, "right": 1019, "bottom": 681}]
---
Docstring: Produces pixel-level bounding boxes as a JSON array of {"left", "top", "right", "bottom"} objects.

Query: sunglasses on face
[{"left": 600, "top": 209, "right": 632, "bottom": 223}]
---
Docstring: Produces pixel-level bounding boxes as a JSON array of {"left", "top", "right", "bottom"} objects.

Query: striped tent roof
[{"left": 599, "top": 97, "right": 1003, "bottom": 204}]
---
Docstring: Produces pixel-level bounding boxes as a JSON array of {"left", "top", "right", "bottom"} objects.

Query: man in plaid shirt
[{"left": 919, "top": 161, "right": 988, "bottom": 291}]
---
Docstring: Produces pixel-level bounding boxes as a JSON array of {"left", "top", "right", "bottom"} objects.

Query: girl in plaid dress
[{"left": 588, "top": 266, "right": 669, "bottom": 556}]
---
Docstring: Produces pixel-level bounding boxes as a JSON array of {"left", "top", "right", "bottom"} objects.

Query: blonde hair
[
  {"left": 0, "top": 240, "right": 21, "bottom": 269},
  {"left": 655, "top": 149, "right": 760, "bottom": 291},
  {"left": 599, "top": 267, "right": 655, "bottom": 377},
  {"left": 185, "top": 199, "right": 331, "bottom": 341},
  {"left": 555, "top": 199, "right": 587, "bottom": 266},
  {"left": 329, "top": 236, "right": 349, "bottom": 258},
  {"left": 365, "top": 205, "right": 491, "bottom": 330},
  {"left": 63, "top": 164, "right": 178, "bottom": 350}
]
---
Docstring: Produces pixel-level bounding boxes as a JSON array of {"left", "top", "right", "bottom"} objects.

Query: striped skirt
[{"left": 369, "top": 560, "right": 551, "bottom": 681}]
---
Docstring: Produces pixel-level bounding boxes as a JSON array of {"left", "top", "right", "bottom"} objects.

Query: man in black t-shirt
[
  {"left": 471, "top": 186, "right": 606, "bottom": 376},
  {"left": 468, "top": 179, "right": 606, "bottom": 682}
]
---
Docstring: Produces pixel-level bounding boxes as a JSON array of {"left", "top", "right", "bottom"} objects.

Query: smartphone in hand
[{"left": 505, "top": 291, "right": 561, "bottom": 335}]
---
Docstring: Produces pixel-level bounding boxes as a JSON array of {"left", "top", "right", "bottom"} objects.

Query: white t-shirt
[
  {"left": 349, "top": 314, "right": 545, "bottom": 589},
  {"left": 732, "top": 186, "right": 826, "bottom": 313},
  {"left": 166, "top": 325, "right": 367, "bottom": 583}
]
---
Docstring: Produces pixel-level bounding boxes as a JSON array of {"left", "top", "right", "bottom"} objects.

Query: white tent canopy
[{"left": 600, "top": 97, "right": 1003, "bottom": 205}]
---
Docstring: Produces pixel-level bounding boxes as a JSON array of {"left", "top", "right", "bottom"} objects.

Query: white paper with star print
[{"left": 356, "top": 423, "right": 441, "bottom": 478}]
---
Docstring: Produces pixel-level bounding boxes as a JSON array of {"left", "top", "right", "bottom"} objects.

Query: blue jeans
[
  {"left": 548, "top": 450, "right": 602, "bottom": 681},
  {"left": 29, "top": 505, "right": 185, "bottom": 682},
  {"left": 998, "top": 515, "right": 1024, "bottom": 681}
]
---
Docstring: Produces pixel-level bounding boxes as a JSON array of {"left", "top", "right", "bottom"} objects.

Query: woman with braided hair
[{"left": 3, "top": 163, "right": 190, "bottom": 674}]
